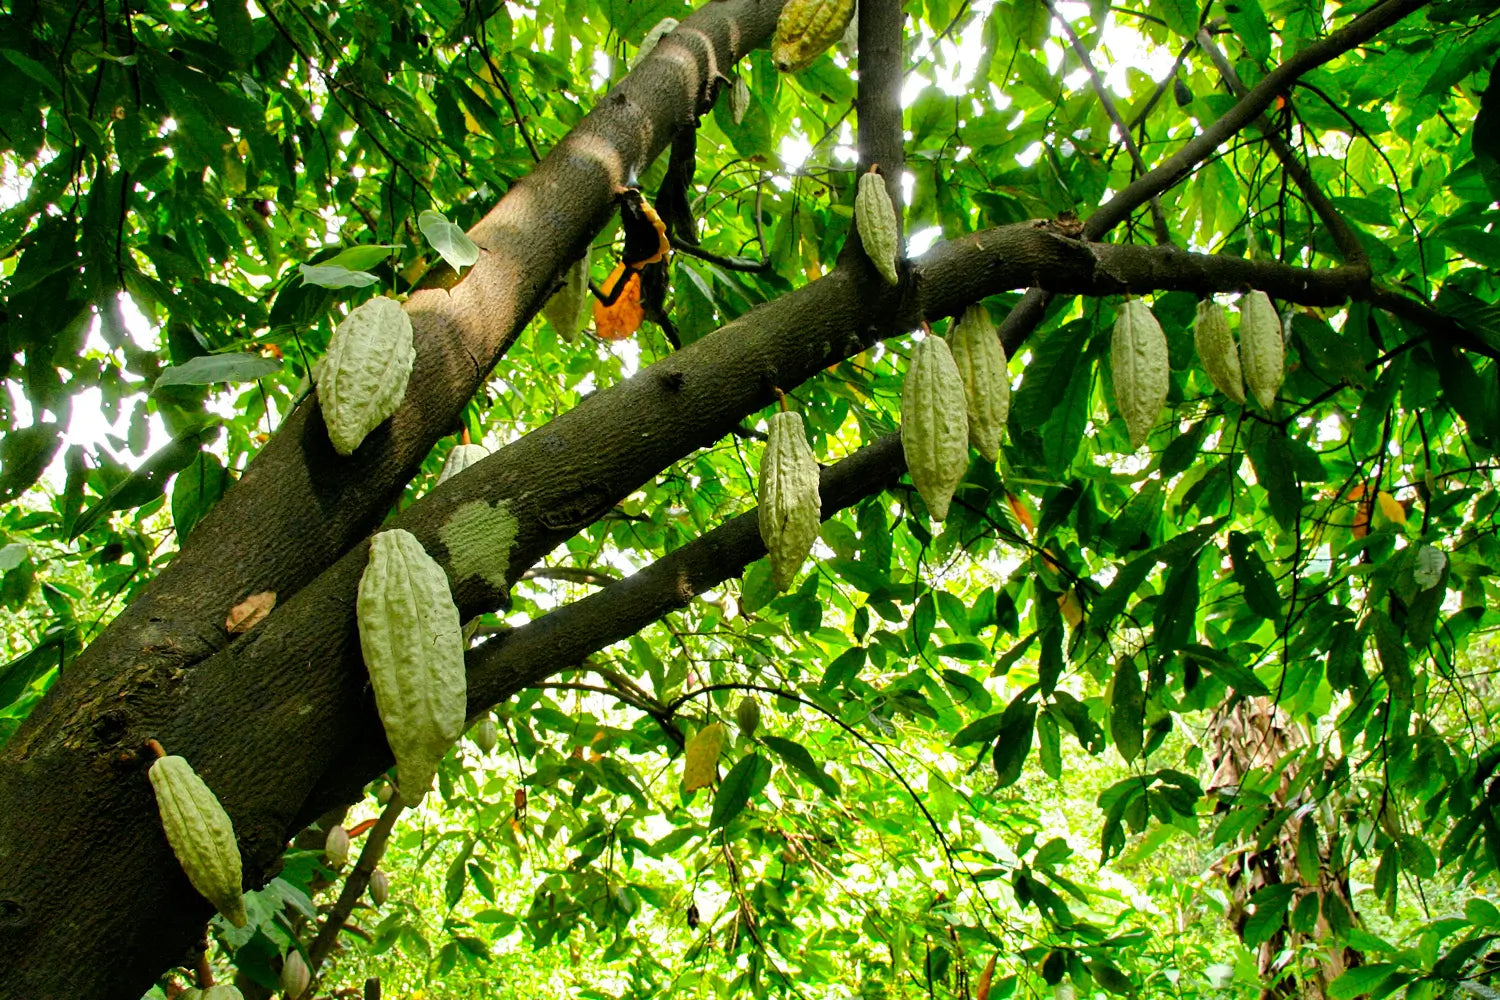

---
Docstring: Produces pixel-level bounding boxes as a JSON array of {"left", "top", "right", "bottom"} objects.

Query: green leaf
[
  {"left": 1109, "top": 658, "right": 1144, "bottom": 763},
  {"left": 992, "top": 686, "right": 1039, "bottom": 788},
  {"left": 760, "top": 735, "right": 838, "bottom": 798},
  {"left": 710, "top": 754, "right": 766, "bottom": 829},
  {"left": 1327, "top": 965, "right": 1402, "bottom": 999},
  {"left": 1228, "top": 532, "right": 1281, "bottom": 622},
  {"left": 0, "top": 423, "right": 61, "bottom": 505},
  {"left": 418, "top": 209, "right": 480, "bottom": 273},
  {"left": 298, "top": 263, "right": 380, "bottom": 288},
  {"left": 153, "top": 354, "right": 282, "bottom": 392}
]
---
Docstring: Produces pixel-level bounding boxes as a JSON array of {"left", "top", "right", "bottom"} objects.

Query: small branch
[
  {"left": 520, "top": 566, "right": 622, "bottom": 588},
  {"left": 304, "top": 795, "right": 406, "bottom": 983},
  {"left": 670, "top": 241, "right": 772, "bottom": 273},
  {"left": 1044, "top": 0, "right": 1170, "bottom": 244}
]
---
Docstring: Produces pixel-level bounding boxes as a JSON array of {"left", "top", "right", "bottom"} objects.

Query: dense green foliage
[{"left": 3, "top": 0, "right": 1500, "bottom": 996}]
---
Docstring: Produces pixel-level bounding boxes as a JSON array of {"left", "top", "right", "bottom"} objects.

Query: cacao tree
[{"left": 0, "top": 0, "right": 1498, "bottom": 996}]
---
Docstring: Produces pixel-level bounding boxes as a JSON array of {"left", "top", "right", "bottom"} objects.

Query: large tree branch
[{"left": 8, "top": 0, "right": 791, "bottom": 769}]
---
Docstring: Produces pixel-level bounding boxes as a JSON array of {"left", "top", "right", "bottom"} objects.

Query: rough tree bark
[{"left": 0, "top": 0, "right": 1436, "bottom": 996}]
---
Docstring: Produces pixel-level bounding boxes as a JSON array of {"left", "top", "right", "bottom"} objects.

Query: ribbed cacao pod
[
  {"left": 1238, "top": 290, "right": 1284, "bottom": 410},
  {"left": 758, "top": 410, "right": 822, "bottom": 592},
  {"left": 855, "top": 170, "right": 900, "bottom": 286},
  {"left": 543, "top": 253, "right": 590, "bottom": 343},
  {"left": 1110, "top": 299, "right": 1169, "bottom": 450},
  {"left": 771, "top": 0, "right": 856, "bottom": 72},
  {"left": 436, "top": 442, "right": 489, "bottom": 486},
  {"left": 369, "top": 868, "right": 391, "bottom": 907},
  {"left": 148, "top": 754, "right": 247, "bottom": 928},
  {"left": 318, "top": 296, "right": 415, "bottom": 456},
  {"left": 280, "top": 951, "right": 310, "bottom": 999},
  {"left": 1192, "top": 299, "right": 1245, "bottom": 405},
  {"left": 473, "top": 717, "right": 499, "bottom": 753},
  {"left": 901, "top": 337, "right": 969, "bottom": 521},
  {"left": 947, "top": 305, "right": 1010, "bottom": 463},
  {"left": 735, "top": 697, "right": 761, "bottom": 737},
  {"left": 357, "top": 528, "right": 467, "bottom": 803},
  {"left": 324, "top": 825, "right": 349, "bottom": 868}
]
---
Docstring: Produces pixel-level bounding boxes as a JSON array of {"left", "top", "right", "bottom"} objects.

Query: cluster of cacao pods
[
  {"left": 771, "top": 0, "right": 856, "bottom": 72},
  {"left": 356, "top": 528, "right": 467, "bottom": 803},
  {"left": 757, "top": 409, "right": 822, "bottom": 591},
  {"left": 317, "top": 296, "right": 416, "bottom": 456},
  {"left": 148, "top": 751, "right": 248, "bottom": 929}
]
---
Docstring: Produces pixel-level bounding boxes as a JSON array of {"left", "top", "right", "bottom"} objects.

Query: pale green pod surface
[
  {"left": 436, "top": 443, "right": 490, "bottom": 486},
  {"left": 947, "top": 305, "right": 1010, "bottom": 463},
  {"left": 473, "top": 716, "right": 499, "bottom": 753},
  {"left": 1110, "top": 299, "right": 1169, "bottom": 450},
  {"left": 1192, "top": 299, "right": 1245, "bottom": 405},
  {"left": 319, "top": 296, "right": 415, "bottom": 456},
  {"left": 901, "top": 337, "right": 970, "bottom": 521},
  {"left": 757, "top": 410, "right": 822, "bottom": 592},
  {"left": 855, "top": 172, "right": 900, "bottom": 286},
  {"left": 1238, "top": 290, "right": 1284, "bottom": 410},
  {"left": 542, "top": 253, "right": 590, "bottom": 343},
  {"left": 148, "top": 755, "right": 248, "bottom": 928},
  {"left": 202, "top": 987, "right": 245, "bottom": 1000},
  {"left": 357, "top": 528, "right": 467, "bottom": 803}
]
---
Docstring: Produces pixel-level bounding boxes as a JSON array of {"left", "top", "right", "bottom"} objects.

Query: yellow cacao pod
[
  {"left": 542, "top": 253, "right": 591, "bottom": 343},
  {"left": 901, "top": 337, "right": 970, "bottom": 521},
  {"left": 147, "top": 754, "right": 247, "bottom": 928},
  {"left": 436, "top": 442, "right": 490, "bottom": 486},
  {"left": 771, "top": 0, "right": 855, "bottom": 72},
  {"left": 280, "top": 951, "right": 310, "bottom": 999},
  {"left": 1110, "top": 299, "right": 1169, "bottom": 450},
  {"left": 318, "top": 296, "right": 415, "bottom": 456},
  {"left": 357, "top": 528, "right": 467, "bottom": 803},
  {"left": 472, "top": 716, "right": 499, "bottom": 753},
  {"left": 758, "top": 410, "right": 822, "bottom": 592},
  {"left": 369, "top": 868, "right": 391, "bottom": 906},
  {"left": 947, "top": 305, "right": 1010, "bottom": 464},
  {"left": 855, "top": 171, "right": 900, "bottom": 286},
  {"left": 1192, "top": 299, "right": 1245, "bottom": 405},
  {"left": 1238, "top": 290, "right": 1284, "bottom": 410},
  {"left": 735, "top": 697, "right": 761, "bottom": 737}
]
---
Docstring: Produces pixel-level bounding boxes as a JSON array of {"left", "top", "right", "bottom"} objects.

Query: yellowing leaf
[
  {"left": 226, "top": 591, "right": 276, "bottom": 633},
  {"left": 1058, "top": 588, "right": 1083, "bottom": 629},
  {"left": 976, "top": 953, "right": 998, "bottom": 1000},
  {"left": 683, "top": 722, "right": 725, "bottom": 791},
  {"left": 1376, "top": 490, "right": 1406, "bottom": 525}
]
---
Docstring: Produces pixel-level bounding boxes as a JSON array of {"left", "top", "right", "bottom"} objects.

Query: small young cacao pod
[
  {"left": 324, "top": 825, "right": 349, "bottom": 868},
  {"left": 947, "top": 305, "right": 1010, "bottom": 463},
  {"left": 902, "top": 337, "right": 970, "bottom": 521},
  {"left": 543, "top": 253, "right": 590, "bottom": 343},
  {"left": 318, "top": 296, "right": 415, "bottom": 456},
  {"left": 148, "top": 754, "right": 248, "bottom": 928},
  {"left": 375, "top": 782, "right": 394, "bottom": 804},
  {"left": 1238, "top": 290, "right": 1284, "bottom": 410},
  {"left": 1192, "top": 299, "right": 1245, "bottom": 405},
  {"left": 473, "top": 717, "right": 499, "bottom": 753},
  {"left": 730, "top": 75, "right": 750, "bottom": 125},
  {"left": 771, "top": 0, "right": 856, "bottom": 72},
  {"left": 280, "top": 951, "right": 310, "bottom": 999},
  {"left": 757, "top": 410, "right": 822, "bottom": 592},
  {"left": 357, "top": 528, "right": 467, "bottom": 803},
  {"left": 1110, "top": 299, "right": 1169, "bottom": 450},
  {"left": 855, "top": 170, "right": 900, "bottom": 286},
  {"left": 735, "top": 697, "right": 761, "bottom": 737},
  {"left": 369, "top": 868, "right": 391, "bottom": 907},
  {"left": 436, "top": 442, "right": 489, "bottom": 486}
]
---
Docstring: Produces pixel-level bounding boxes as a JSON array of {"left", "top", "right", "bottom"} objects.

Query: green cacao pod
[
  {"left": 204, "top": 988, "right": 244, "bottom": 1000},
  {"left": 324, "top": 825, "right": 349, "bottom": 868},
  {"left": 357, "top": 528, "right": 467, "bottom": 803},
  {"left": 318, "top": 296, "right": 415, "bottom": 456},
  {"left": 543, "top": 253, "right": 591, "bottom": 343},
  {"left": 855, "top": 171, "right": 900, "bottom": 286},
  {"left": 436, "top": 442, "right": 490, "bottom": 486},
  {"left": 148, "top": 754, "right": 247, "bottom": 928},
  {"left": 735, "top": 697, "right": 761, "bottom": 737},
  {"left": 901, "top": 337, "right": 969, "bottom": 521},
  {"left": 473, "top": 716, "right": 499, "bottom": 753},
  {"left": 369, "top": 868, "right": 391, "bottom": 907},
  {"left": 1192, "top": 299, "right": 1245, "bottom": 405},
  {"left": 947, "top": 305, "right": 1010, "bottom": 463},
  {"left": 280, "top": 951, "right": 310, "bottom": 999},
  {"left": 1110, "top": 299, "right": 1169, "bottom": 450},
  {"left": 771, "top": 0, "right": 856, "bottom": 72},
  {"left": 1238, "top": 290, "right": 1284, "bottom": 410},
  {"left": 758, "top": 410, "right": 822, "bottom": 592}
]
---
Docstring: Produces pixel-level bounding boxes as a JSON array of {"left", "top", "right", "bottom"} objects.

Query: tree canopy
[{"left": 2, "top": 0, "right": 1500, "bottom": 997}]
